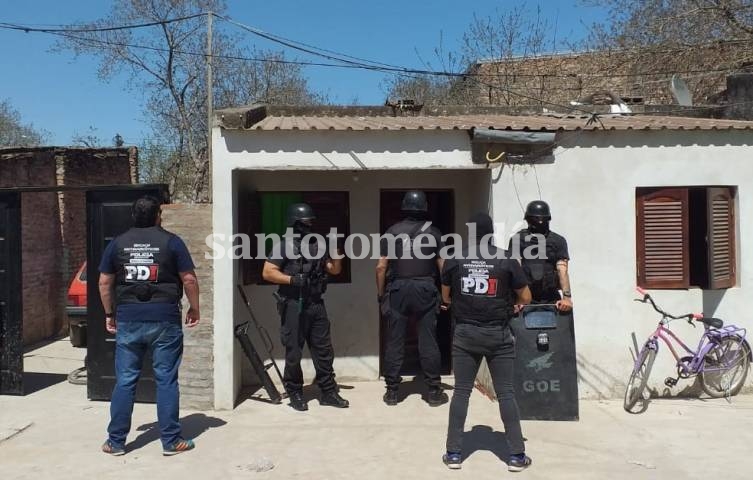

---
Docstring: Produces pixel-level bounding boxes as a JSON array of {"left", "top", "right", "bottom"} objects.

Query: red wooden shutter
[
  {"left": 636, "top": 188, "right": 689, "bottom": 288},
  {"left": 707, "top": 187, "right": 736, "bottom": 289}
]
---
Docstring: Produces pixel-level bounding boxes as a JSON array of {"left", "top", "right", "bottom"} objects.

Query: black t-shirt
[
  {"left": 507, "top": 229, "right": 569, "bottom": 261},
  {"left": 441, "top": 245, "right": 528, "bottom": 325},
  {"left": 380, "top": 219, "right": 443, "bottom": 280},
  {"left": 507, "top": 228, "right": 569, "bottom": 301}
]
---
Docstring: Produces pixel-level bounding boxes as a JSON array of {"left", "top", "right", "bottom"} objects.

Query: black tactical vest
[
  {"left": 451, "top": 246, "right": 515, "bottom": 326},
  {"left": 387, "top": 220, "right": 438, "bottom": 281},
  {"left": 114, "top": 226, "right": 182, "bottom": 305},
  {"left": 277, "top": 239, "right": 329, "bottom": 300},
  {"left": 517, "top": 230, "right": 559, "bottom": 302}
]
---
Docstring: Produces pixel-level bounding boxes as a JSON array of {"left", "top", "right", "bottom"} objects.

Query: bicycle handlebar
[{"left": 635, "top": 287, "right": 697, "bottom": 323}]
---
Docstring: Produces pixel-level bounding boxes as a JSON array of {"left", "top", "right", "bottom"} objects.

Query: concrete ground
[{"left": 2, "top": 339, "right": 753, "bottom": 480}]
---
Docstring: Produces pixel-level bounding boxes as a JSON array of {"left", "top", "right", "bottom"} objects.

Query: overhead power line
[
  {"left": 216, "top": 14, "right": 405, "bottom": 70},
  {"left": 3, "top": 15, "right": 753, "bottom": 117},
  {"left": 0, "top": 12, "right": 207, "bottom": 33},
  {"left": 1, "top": 16, "right": 749, "bottom": 79}
]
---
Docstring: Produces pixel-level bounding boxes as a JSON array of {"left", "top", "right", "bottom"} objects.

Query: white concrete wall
[
  {"left": 213, "top": 125, "right": 753, "bottom": 408},
  {"left": 489, "top": 129, "right": 753, "bottom": 399}
]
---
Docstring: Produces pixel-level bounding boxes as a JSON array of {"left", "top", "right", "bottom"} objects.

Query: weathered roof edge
[
  {"left": 214, "top": 103, "right": 598, "bottom": 130},
  {"left": 0, "top": 146, "right": 137, "bottom": 155},
  {"left": 214, "top": 104, "right": 753, "bottom": 132}
]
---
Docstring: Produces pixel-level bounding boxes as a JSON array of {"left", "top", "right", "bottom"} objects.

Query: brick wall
[
  {"left": 0, "top": 147, "right": 136, "bottom": 346},
  {"left": 160, "top": 204, "right": 214, "bottom": 410},
  {"left": 56, "top": 148, "right": 138, "bottom": 287},
  {"left": 467, "top": 44, "right": 751, "bottom": 108},
  {"left": 0, "top": 150, "right": 64, "bottom": 344}
]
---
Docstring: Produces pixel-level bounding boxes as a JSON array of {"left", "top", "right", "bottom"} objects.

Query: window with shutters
[
  {"left": 636, "top": 186, "right": 736, "bottom": 290},
  {"left": 239, "top": 191, "right": 351, "bottom": 285}
]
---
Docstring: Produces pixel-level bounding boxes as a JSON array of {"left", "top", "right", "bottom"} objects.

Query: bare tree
[
  {"left": 0, "top": 99, "right": 48, "bottom": 147},
  {"left": 584, "top": 0, "right": 753, "bottom": 48},
  {"left": 384, "top": 6, "right": 557, "bottom": 107},
  {"left": 382, "top": 32, "right": 474, "bottom": 106},
  {"left": 71, "top": 126, "right": 103, "bottom": 148},
  {"left": 578, "top": 0, "right": 753, "bottom": 105},
  {"left": 56, "top": 0, "right": 323, "bottom": 202}
]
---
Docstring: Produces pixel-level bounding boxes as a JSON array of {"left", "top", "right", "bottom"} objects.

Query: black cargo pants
[
  {"left": 382, "top": 278, "right": 441, "bottom": 391},
  {"left": 278, "top": 298, "right": 337, "bottom": 395}
]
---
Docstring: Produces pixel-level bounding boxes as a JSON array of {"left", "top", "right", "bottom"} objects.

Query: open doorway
[{"left": 378, "top": 189, "right": 454, "bottom": 377}]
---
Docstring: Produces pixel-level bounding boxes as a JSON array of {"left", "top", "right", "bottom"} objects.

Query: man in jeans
[
  {"left": 440, "top": 212, "right": 532, "bottom": 472},
  {"left": 98, "top": 195, "right": 200, "bottom": 456}
]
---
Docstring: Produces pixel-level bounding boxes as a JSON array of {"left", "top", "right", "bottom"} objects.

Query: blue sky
[{"left": 0, "top": 1, "right": 607, "bottom": 146}]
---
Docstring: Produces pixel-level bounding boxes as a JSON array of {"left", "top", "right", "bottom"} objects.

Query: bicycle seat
[{"left": 697, "top": 317, "right": 724, "bottom": 328}]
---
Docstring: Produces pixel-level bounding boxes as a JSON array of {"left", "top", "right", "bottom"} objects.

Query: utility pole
[{"left": 206, "top": 11, "right": 213, "bottom": 203}]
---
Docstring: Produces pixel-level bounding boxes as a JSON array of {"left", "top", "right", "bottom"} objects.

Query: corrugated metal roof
[
  {"left": 215, "top": 105, "right": 753, "bottom": 132},
  {"left": 247, "top": 114, "right": 753, "bottom": 132}
]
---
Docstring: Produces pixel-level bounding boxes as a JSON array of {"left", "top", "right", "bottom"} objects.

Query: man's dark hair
[
  {"left": 132, "top": 195, "right": 161, "bottom": 227},
  {"left": 469, "top": 212, "right": 494, "bottom": 239}
]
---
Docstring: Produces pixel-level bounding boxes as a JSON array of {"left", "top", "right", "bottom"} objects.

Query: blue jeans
[{"left": 107, "top": 321, "right": 184, "bottom": 449}]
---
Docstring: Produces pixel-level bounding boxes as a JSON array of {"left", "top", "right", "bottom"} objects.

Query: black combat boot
[
  {"left": 426, "top": 387, "right": 448, "bottom": 407},
  {"left": 289, "top": 391, "right": 308, "bottom": 411},
  {"left": 383, "top": 389, "right": 399, "bottom": 406},
  {"left": 320, "top": 390, "right": 349, "bottom": 408}
]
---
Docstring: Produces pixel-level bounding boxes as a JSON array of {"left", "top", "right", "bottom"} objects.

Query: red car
[{"left": 66, "top": 262, "right": 88, "bottom": 347}]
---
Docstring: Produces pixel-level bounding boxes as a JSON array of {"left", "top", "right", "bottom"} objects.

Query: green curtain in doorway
[{"left": 260, "top": 192, "right": 303, "bottom": 254}]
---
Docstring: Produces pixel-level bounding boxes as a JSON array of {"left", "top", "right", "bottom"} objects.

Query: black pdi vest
[
  {"left": 387, "top": 220, "right": 437, "bottom": 281},
  {"left": 277, "top": 239, "right": 329, "bottom": 300},
  {"left": 517, "top": 230, "right": 559, "bottom": 301},
  {"left": 114, "top": 227, "right": 182, "bottom": 305},
  {"left": 451, "top": 247, "right": 515, "bottom": 326}
]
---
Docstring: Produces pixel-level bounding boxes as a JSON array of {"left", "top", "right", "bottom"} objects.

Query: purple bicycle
[{"left": 624, "top": 288, "right": 751, "bottom": 412}]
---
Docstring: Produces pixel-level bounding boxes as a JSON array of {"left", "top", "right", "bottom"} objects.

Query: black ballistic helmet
[
  {"left": 525, "top": 200, "right": 551, "bottom": 220},
  {"left": 286, "top": 203, "right": 316, "bottom": 226},
  {"left": 401, "top": 190, "right": 428, "bottom": 212}
]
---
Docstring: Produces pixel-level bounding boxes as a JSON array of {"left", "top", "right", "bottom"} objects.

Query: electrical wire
[
  {"left": 510, "top": 165, "right": 526, "bottom": 214},
  {"left": 217, "top": 14, "right": 405, "bottom": 71},
  {"left": 4, "top": 16, "right": 753, "bottom": 117},
  {"left": 2, "top": 15, "right": 751, "bottom": 80},
  {"left": 0, "top": 12, "right": 207, "bottom": 33}
]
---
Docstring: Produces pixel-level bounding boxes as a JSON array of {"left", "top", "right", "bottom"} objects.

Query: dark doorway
[
  {"left": 86, "top": 186, "right": 169, "bottom": 402},
  {"left": 0, "top": 184, "right": 168, "bottom": 399},
  {"left": 0, "top": 192, "right": 22, "bottom": 395},
  {"left": 379, "top": 189, "right": 454, "bottom": 377}
]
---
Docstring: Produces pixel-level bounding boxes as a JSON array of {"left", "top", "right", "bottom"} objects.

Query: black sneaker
[
  {"left": 383, "top": 389, "right": 399, "bottom": 406},
  {"left": 442, "top": 452, "right": 462, "bottom": 470},
  {"left": 289, "top": 391, "right": 308, "bottom": 411},
  {"left": 508, "top": 454, "right": 532, "bottom": 472},
  {"left": 426, "top": 388, "right": 448, "bottom": 407},
  {"left": 320, "top": 391, "right": 349, "bottom": 408}
]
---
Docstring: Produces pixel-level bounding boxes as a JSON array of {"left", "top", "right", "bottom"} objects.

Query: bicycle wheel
[
  {"left": 624, "top": 347, "right": 657, "bottom": 412},
  {"left": 700, "top": 337, "right": 750, "bottom": 398}
]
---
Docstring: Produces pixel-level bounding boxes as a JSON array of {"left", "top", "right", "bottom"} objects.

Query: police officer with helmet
[
  {"left": 262, "top": 203, "right": 349, "bottom": 411},
  {"left": 508, "top": 200, "right": 572, "bottom": 310},
  {"left": 376, "top": 190, "right": 446, "bottom": 407}
]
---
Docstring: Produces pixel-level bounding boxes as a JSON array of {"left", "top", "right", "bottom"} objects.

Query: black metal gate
[
  {"left": 0, "top": 192, "right": 22, "bottom": 395},
  {"left": 86, "top": 186, "right": 169, "bottom": 402}
]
